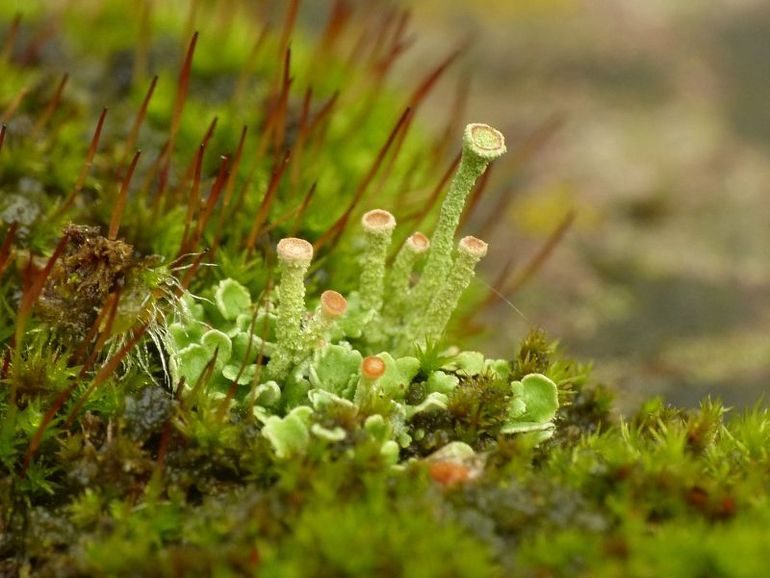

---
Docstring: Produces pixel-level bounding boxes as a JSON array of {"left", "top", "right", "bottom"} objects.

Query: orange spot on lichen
[
  {"left": 321, "top": 290, "right": 348, "bottom": 318},
  {"left": 362, "top": 356, "right": 386, "bottom": 379}
]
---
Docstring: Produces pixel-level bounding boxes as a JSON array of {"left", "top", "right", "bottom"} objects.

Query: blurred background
[{"left": 392, "top": 0, "right": 770, "bottom": 411}]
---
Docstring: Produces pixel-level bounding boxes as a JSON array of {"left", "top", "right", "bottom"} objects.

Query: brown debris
[{"left": 36, "top": 225, "right": 141, "bottom": 334}]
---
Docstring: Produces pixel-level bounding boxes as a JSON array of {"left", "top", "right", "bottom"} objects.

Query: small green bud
[
  {"left": 380, "top": 440, "right": 400, "bottom": 465},
  {"left": 364, "top": 414, "right": 390, "bottom": 442}
]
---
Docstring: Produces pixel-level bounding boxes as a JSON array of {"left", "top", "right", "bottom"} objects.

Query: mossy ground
[{"left": 1, "top": 2, "right": 769, "bottom": 577}]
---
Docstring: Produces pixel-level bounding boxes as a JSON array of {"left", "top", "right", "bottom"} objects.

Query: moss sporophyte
[{"left": 162, "top": 122, "right": 560, "bottom": 459}]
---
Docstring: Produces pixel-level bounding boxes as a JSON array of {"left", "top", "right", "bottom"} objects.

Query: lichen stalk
[
  {"left": 411, "top": 123, "right": 505, "bottom": 314},
  {"left": 304, "top": 290, "right": 347, "bottom": 349},
  {"left": 354, "top": 355, "right": 387, "bottom": 407},
  {"left": 359, "top": 209, "right": 397, "bottom": 313},
  {"left": 383, "top": 231, "right": 430, "bottom": 321},
  {"left": 416, "top": 236, "right": 488, "bottom": 346},
  {"left": 268, "top": 237, "right": 313, "bottom": 377}
]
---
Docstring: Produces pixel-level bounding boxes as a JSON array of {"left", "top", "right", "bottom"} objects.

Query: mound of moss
[{"left": 1, "top": 3, "right": 768, "bottom": 577}]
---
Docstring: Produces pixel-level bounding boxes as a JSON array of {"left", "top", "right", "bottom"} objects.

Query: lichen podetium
[
  {"left": 417, "top": 235, "right": 488, "bottom": 345},
  {"left": 409, "top": 123, "right": 506, "bottom": 324},
  {"left": 359, "top": 209, "right": 397, "bottom": 314},
  {"left": 268, "top": 237, "right": 314, "bottom": 378}
]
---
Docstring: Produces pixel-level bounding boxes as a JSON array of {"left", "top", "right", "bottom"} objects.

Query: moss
[
  {"left": 446, "top": 376, "right": 512, "bottom": 449},
  {"left": 511, "top": 327, "right": 554, "bottom": 379},
  {"left": 261, "top": 473, "right": 499, "bottom": 578},
  {"left": 35, "top": 225, "right": 149, "bottom": 336}
]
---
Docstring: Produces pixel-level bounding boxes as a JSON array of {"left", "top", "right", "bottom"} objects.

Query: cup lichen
[
  {"left": 268, "top": 237, "right": 314, "bottom": 377},
  {"left": 410, "top": 123, "right": 506, "bottom": 319},
  {"left": 359, "top": 209, "right": 397, "bottom": 314}
]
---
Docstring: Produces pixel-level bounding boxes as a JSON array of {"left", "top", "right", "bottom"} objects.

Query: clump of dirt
[{"left": 36, "top": 225, "right": 141, "bottom": 335}]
